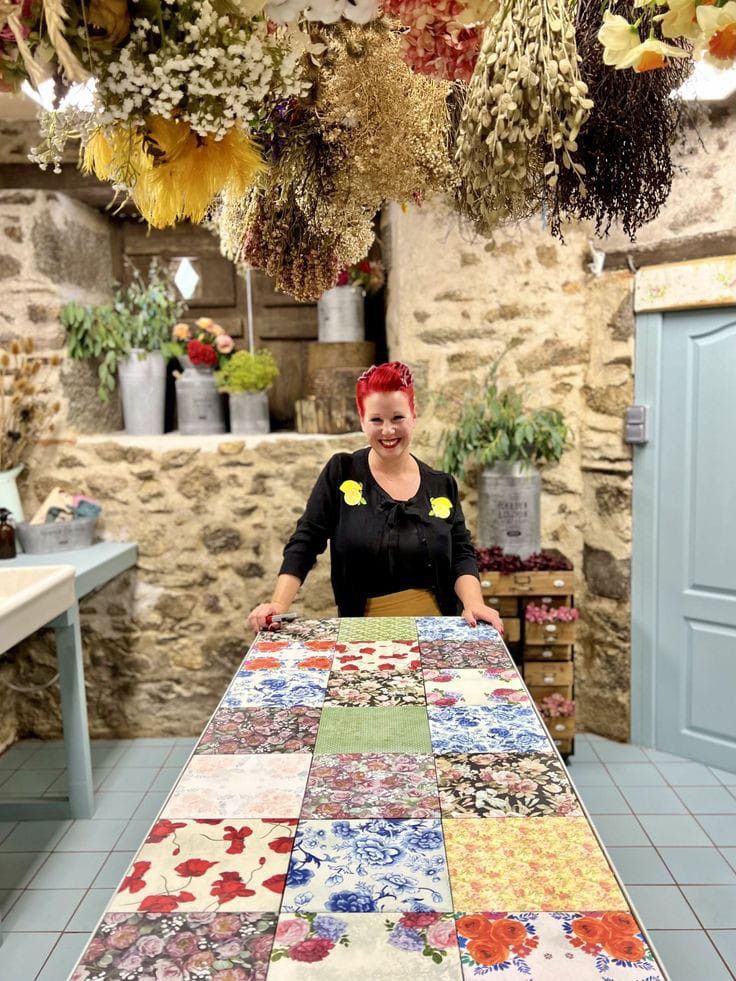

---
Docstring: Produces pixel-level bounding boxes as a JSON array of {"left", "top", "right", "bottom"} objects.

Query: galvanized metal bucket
[
  {"left": 318, "top": 285, "right": 365, "bottom": 343},
  {"left": 117, "top": 349, "right": 166, "bottom": 435},
  {"left": 229, "top": 390, "right": 270, "bottom": 435},
  {"left": 175, "top": 359, "right": 226, "bottom": 435},
  {"left": 477, "top": 461, "right": 541, "bottom": 558},
  {"left": 16, "top": 516, "right": 97, "bottom": 554}
]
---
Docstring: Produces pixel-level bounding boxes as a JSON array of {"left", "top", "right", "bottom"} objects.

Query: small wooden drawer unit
[
  {"left": 480, "top": 569, "right": 574, "bottom": 596},
  {"left": 553, "top": 738, "right": 573, "bottom": 756},
  {"left": 545, "top": 717, "right": 576, "bottom": 740},
  {"left": 525, "top": 621, "right": 577, "bottom": 645},
  {"left": 528, "top": 683, "right": 573, "bottom": 702},
  {"left": 524, "top": 644, "right": 572, "bottom": 662},
  {"left": 504, "top": 618, "right": 521, "bottom": 643},
  {"left": 524, "top": 661, "right": 574, "bottom": 687},
  {"left": 483, "top": 596, "right": 519, "bottom": 618}
]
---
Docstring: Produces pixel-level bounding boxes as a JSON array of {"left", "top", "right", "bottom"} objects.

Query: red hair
[{"left": 355, "top": 361, "right": 415, "bottom": 418}]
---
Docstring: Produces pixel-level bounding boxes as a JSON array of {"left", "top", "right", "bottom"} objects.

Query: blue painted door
[{"left": 651, "top": 308, "right": 736, "bottom": 768}]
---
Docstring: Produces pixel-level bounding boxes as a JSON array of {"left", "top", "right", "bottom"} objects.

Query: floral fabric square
[
  {"left": 302, "top": 753, "right": 440, "bottom": 819},
  {"left": 314, "top": 706, "right": 432, "bottom": 754},
  {"left": 424, "top": 668, "right": 530, "bottom": 707},
  {"left": 444, "top": 818, "right": 625, "bottom": 911},
  {"left": 428, "top": 706, "right": 549, "bottom": 754},
  {"left": 338, "top": 617, "right": 418, "bottom": 642},
  {"left": 223, "top": 670, "right": 329, "bottom": 709},
  {"left": 250, "top": 637, "right": 337, "bottom": 660},
  {"left": 283, "top": 819, "right": 452, "bottom": 913},
  {"left": 241, "top": 651, "right": 334, "bottom": 672},
  {"left": 435, "top": 753, "right": 582, "bottom": 818},
  {"left": 72, "top": 912, "right": 276, "bottom": 981},
  {"left": 257, "top": 619, "right": 339, "bottom": 643},
  {"left": 332, "top": 640, "right": 421, "bottom": 672},
  {"left": 109, "top": 818, "right": 296, "bottom": 914},
  {"left": 325, "top": 671, "right": 425, "bottom": 707},
  {"left": 268, "top": 912, "right": 461, "bottom": 979},
  {"left": 454, "top": 911, "right": 660, "bottom": 979},
  {"left": 195, "top": 707, "right": 321, "bottom": 755},
  {"left": 163, "top": 754, "right": 311, "bottom": 819},
  {"left": 419, "top": 640, "right": 513, "bottom": 670},
  {"left": 417, "top": 618, "right": 502, "bottom": 642}
]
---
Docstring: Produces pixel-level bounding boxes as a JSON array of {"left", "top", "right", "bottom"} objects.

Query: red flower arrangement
[
  {"left": 335, "top": 258, "right": 385, "bottom": 294},
  {"left": 166, "top": 316, "right": 235, "bottom": 368}
]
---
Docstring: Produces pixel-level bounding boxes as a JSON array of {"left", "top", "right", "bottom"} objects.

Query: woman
[{"left": 247, "top": 362, "right": 503, "bottom": 633}]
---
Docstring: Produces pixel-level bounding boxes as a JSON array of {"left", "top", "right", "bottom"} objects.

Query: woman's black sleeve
[
  {"left": 449, "top": 475, "right": 480, "bottom": 581},
  {"left": 278, "top": 455, "right": 341, "bottom": 583}
]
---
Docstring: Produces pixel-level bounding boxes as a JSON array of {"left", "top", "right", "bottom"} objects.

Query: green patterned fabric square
[
  {"left": 314, "top": 706, "right": 432, "bottom": 753},
  {"left": 338, "top": 617, "right": 418, "bottom": 642}
]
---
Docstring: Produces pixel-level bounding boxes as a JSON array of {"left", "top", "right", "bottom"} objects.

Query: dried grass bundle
[{"left": 0, "top": 339, "right": 61, "bottom": 472}]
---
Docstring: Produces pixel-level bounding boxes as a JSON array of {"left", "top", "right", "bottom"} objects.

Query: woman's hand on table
[
  {"left": 247, "top": 602, "right": 288, "bottom": 634},
  {"left": 462, "top": 604, "right": 505, "bottom": 635}
]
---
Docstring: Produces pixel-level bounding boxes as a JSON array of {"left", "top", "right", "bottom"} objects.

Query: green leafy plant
[
  {"left": 214, "top": 349, "right": 279, "bottom": 394},
  {"left": 60, "top": 259, "right": 185, "bottom": 401},
  {"left": 441, "top": 361, "right": 571, "bottom": 480}
]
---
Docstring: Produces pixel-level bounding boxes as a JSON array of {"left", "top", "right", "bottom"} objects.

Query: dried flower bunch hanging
[
  {"left": 0, "top": 339, "right": 61, "bottom": 472},
  {"left": 455, "top": 0, "right": 594, "bottom": 235},
  {"left": 382, "top": 0, "right": 485, "bottom": 81}
]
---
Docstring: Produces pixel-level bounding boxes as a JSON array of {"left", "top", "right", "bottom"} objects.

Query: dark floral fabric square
[
  {"left": 257, "top": 619, "right": 339, "bottom": 643},
  {"left": 195, "top": 707, "right": 321, "bottom": 754},
  {"left": 326, "top": 671, "right": 425, "bottom": 707},
  {"left": 419, "top": 640, "right": 513, "bottom": 670}
]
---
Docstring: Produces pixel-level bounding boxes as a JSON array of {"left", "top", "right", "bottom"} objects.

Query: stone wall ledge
[{"left": 73, "top": 431, "right": 360, "bottom": 452}]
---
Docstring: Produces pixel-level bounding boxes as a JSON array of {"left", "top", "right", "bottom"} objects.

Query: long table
[{"left": 71, "top": 616, "right": 667, "bottom": 980}]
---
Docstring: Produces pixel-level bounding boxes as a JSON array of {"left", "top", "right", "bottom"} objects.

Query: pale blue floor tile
[
  {"left": 65, "top": 887, "right": 115, "bottom": 932},
  {"left": 644, "top": 748, "right": 691, "bottom": 764},
  {"left": 175, "top": 736, "right": 199, "bottom": 746},
  {"left": 709, "top": 931, "right": 736, "bottom": 975},
  {"left": 0, "top": 820, "right": 72, "bottom": 853},
  {"left": 593, "top": 742, "right": 650, "bottom": 763},
  {"left": 56, "top": 818, "right": 128, "bottom": 852},
  {"left": 0, "top": 931, "right": 60, "bottom": 981},
  {"left": 37, "top": 931, "right": 90, "bottom": 981},
  {"left": 89, "top": 742, "right": 128, "bottom": 767},
  {"left": 132, "top": 791, "right": 169, "bottom": 822},
  {"left": 0, "top": 741, "right": 43, "bottom": 767},
  {"left": 0, "top": 888, "right": 22, "bottom": 914},
  {"left": 92, "top": 791, "right": 145, "bottom": 819},
  {"left": 0, "top": 852, "right": 50, "bottom": 890},
  {"left": 4, "top": 888, "right": 86, "bottom": 931},
  {"left": 117, "top": 744, "right": 172, "bottom": 768},
  {"left": 620, "top": 786, "right": 688, "bottom": 815},
  {"left": 650, "top": 930, "right": 733, "bottom": 981},
  {"left": 698, "top": 815, "right": 736, "bottom": 847},
  {"left": 98, "top": 766, "right": 159, "bottom": 793},
  {"left": 93, "top": 850, "right": 135, "bottom": 889},
  {"left": 575, "top": 785, "right": 631, "bottom": 814},
  {"left": 660, "top": 847, "right": 736, "bottom": 885},
  {"left": 638, "top": 814, "right": 712, "bottom": 846},
  {"left": 165, "top": 744, "right": 194, "bottom": 767},
  {"left": 29, "top": 850, "right": 108, "bottom": 889},
  {"left": 149, "top": 768, "right": 181, "bottom": 793},
  {"left": 606, "top": 762, "right": 667, "bottom": 787},
  {"left": 675, "top": 786, "right": 736, "bottom": 814},
  {"left": 121, "top": 737, "right": 177, "bottom": 747},
  {"left": 656, "top": 762, "right": 721, "bottom": 786},
  {"left": 0, "top": 769, "right": 63, "bottom": 795},
  {"left": 0, "top": 820, "right": 17, "bottom": 842},
  {"left": 710, "top": 767, "right": 736, "bottom": 787},
  {"left": 607, "top": 846, "right": 674, "bottom": 885},
  {"left": 627, "top": 885, "right": 700, "bottom": 929},
  {"left": 589, "top": 814, "right": 649, "bottom": 846},
  {"left": 42, "top": 767, "right": 112, "bottom": 796},
  {"left": 113, "top": 818, "right": 150, "bottom": 852},
  {"left": 681, "top": 886, "right": 736, "bottom": 929},
  {"left": 567, "top": 762, "right": 615, "bottom": 787},
  {"left": 721, "top": 849, "right": 736, "bottom": 873},
  {"left": 26, "top": 746, "right": 68, "bottom": 769},
  {"left": 566, "top": 742, "right": 598, "bottom": 762}
]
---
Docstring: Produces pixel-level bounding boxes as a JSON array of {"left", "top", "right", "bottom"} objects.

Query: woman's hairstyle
[{"left": 355, "top": 361, "right": 415, "bottom": 417}]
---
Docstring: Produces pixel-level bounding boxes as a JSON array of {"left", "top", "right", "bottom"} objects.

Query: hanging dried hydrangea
[{"left": 382, "top": 0, "right": 483, "bottom": 81}]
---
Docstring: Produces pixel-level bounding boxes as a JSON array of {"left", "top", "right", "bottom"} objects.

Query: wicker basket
[{"left": 16, "top": 517, "right": 97, "bottom": 554}]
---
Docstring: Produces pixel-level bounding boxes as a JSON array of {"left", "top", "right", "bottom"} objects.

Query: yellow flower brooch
[
  {"left": 429, "top": 496, "right": 453, "bottom": 519},
  {"left": 340, "top": 480, "right": 367, "bottom": 506}
]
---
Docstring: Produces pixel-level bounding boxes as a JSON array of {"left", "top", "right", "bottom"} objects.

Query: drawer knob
[
  {"left": 481, "top": 580, "right": 491, "bottom": 588},
  {"left": 554, "top": 723, "right": 565, "bottom": 732},
  {"left": 553, "top": 579, "right": 565, "bottom": 587},
  {"left": 545, "top": 624, "right": 557, "bottom": 633},
  {"left": 544, "top": 675, "right": 555, "bottom": 683},
  {"left": 542, "top": 650, "right": 553, "bottom": 658}
]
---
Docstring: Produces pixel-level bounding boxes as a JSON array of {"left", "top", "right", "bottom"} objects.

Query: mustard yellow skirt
[{"left": 364, "top": 588, "right": 441, "bottom": 617}]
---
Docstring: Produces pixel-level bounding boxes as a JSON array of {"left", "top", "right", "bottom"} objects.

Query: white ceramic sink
[{"left": 0, "top": 565, "right": 76, "bottom": 655}]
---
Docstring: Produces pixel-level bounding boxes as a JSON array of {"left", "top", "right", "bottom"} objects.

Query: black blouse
[{"left": 279, "top": 447, "right": 479, "bottom": 616}]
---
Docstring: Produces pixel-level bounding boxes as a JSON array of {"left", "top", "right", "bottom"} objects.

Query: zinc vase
[
  {"left": 117, "top": 348, "right": 166, "bottom": 435},
  {"left": 175, "top": 357, "right": 226, "bottom": 435},
  {"left": 477, "top": 461, "right": 541, "bottom": 558},
  {"left": 317, "top": 285, "right": 365, "bottom": 343},
  {"left": 229, "top": 390, "right": 270, "bottom": 435},
  {"left": 0, "top": 464, "right": 24, "bottom": 522}
]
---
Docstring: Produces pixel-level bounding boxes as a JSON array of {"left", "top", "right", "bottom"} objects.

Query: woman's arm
[
  {"left": 247, "top": 574, "right": 301, "bottom": 633},
  {"left": 454, "top": 574, "right": 504, "bottom": 634},
  {"left": 448, "top": 476, "right": 504, "bottom": 633}
]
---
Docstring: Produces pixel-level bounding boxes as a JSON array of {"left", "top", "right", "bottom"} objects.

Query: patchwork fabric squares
[
  {"left": 241, "top": 651, "right": 334, "bottom": 671},
  {"left": 282, "top": 819, "right": 453, "bottom": 913},
  {"left": 444, "top": 818, "right": 626, "bottom": 910},
  {"left": 250, "top": 637, "right": 337, "bottom": 659},
  {"left": 424, "top": 668, "right": 530, "bottom": 707},
  {"left": 269, "top": 912, "right": 461, "bottom": 979},
  {"left": 417, "top": 618, "right": 501, "bottom": 642},
  {"left": 195, "top": 707, "right": 321, "bottom": 755},
  {"left": 332, "top": 640, "right": 421, "bottom": 672},
  {"left": 419, "top": 640, "right": 513, "bottom": 670},
  {"left": 257, "top": 619, "right": 340, "bottom": 642},
  {"left": 72, "top": 912, "right": 276, "bottom": 981},
  {"left": 435, "top": 753, "right": 582, "bottom": 818},
  {"left": 163, "top": 754, "right": 311, "bottom": 818},
  {"left": 428, "top": 706, "right": 549, "bottom": 754},
  {"left": 223, "top": 671, "right": 329, "bottom": 709},
  {"left": 302, "top": 753, "right": 440, "bottom": 819},
  {"left": 326, "top": 671, "right": 425, "bottom": 707},
  {"left": 338, "top": 617, "right": 418, "bottom": 642},
  {"left": 315, "top": 706, "right": 432, "bottom": 754},
  {"left": 454, "top": 911, "right": 661, "bottom": 979},
  {"left": 110, "top": 818, "right": 296, "bottom": 914}
]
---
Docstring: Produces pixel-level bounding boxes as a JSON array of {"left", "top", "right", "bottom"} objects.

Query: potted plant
[
  {"left": 318, "top": 258, "right": 385, "bottom": 343},
  {"left": 214, "top": 349, "right": 279, "bottom": 435},
  {"left": 60, "top": 259, "right": 185, "bottom": 435},
  {"left": 441, "top": 359, "right": 570, "bottom": 557},
  {"left": 0, "top": 339, "right": 61, "bottom": 521},
  {"left": 164, "top": 318, "right": 235, "bottom": 435}
]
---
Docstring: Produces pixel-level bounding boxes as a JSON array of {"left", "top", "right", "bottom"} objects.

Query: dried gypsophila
[{"left": 455, "top": 0, "right": 593, "bottom": 234}]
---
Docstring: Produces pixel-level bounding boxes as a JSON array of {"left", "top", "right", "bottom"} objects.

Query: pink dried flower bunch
[
  {"left": 540, "top": 692, "right": 575, "bottom": 719},
  {"left": 382, "top": 0, "right": 482, "bottom": 81},
  {"left": 525, "top": 603, "right": 579, "bottom": 624}
]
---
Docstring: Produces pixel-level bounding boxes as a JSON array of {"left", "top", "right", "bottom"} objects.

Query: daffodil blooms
[
  {"left": 597, "top": 10, "right": 642, "bottom": 66},
  {"left": 661, "top": 0, "right": 704, "bottom": 40},
  {"left": 696, "top": 0, "right": 736, "bottom": 67},
  {"left": 616, "top": 35, "right": 690, "bottom": 71}
]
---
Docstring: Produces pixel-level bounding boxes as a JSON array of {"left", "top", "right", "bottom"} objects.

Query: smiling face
[{"left": 360, "top": 390, "right": 416, "bottom": 461}]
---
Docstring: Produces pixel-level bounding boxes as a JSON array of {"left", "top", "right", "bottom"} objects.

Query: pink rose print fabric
[
  {"left": 331, "top": 641, "right": 422, "bottom": 672},
  {"left": 195, "top": 707, "right": 321, "bottom": 754}
]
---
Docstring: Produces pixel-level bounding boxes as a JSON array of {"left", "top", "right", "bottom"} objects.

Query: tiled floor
[{"left": 0, "top": 732, "right": 735, "bottom": 980}]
